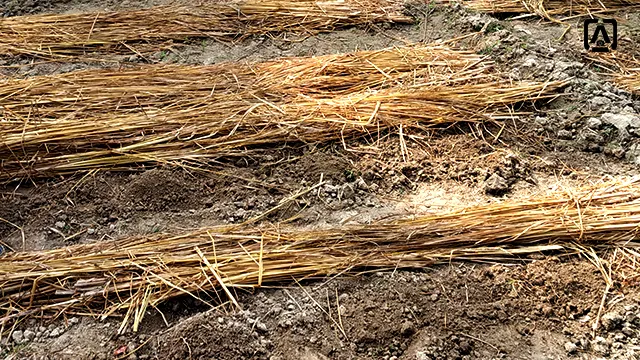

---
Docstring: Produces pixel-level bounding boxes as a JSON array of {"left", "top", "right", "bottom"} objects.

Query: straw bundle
[
  {"left": 0, "top": 0, "right": 413, "bottom": 58},
  {"left": 454, "top": 0, "right": 638, "bottom": 18},
  {"left": 586, "top": 53, "right": 640, "bottom": 94},
  {"left": 2, "top": 44, "right": 565, "bottom": 180},
  {"left": 0, "top": 45, "right": 487, "bottom": 120},
  {"left": 1, "top": 178, "right": 639, "bottom": 327},
  {"left": 612, "top": 58, "right": 640, "bottom": 94},
  {"left": 0, "top": 78, "right": 566, "bottom": 180}
]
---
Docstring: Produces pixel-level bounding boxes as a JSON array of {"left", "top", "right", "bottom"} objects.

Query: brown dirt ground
[{"left": 1, "top": 2, "right": 640, "bottom": 360}]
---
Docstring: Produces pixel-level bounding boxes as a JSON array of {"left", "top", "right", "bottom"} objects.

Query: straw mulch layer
[
  {"left": 0, "top": 45, "right": 487, "bottom": 119},
  {"left": 0, "top": 0, "right": 413, "bottom": 59},
  {"left": 612, "top": 57, "right": 640, "bottom": 94},
  {"left": 587, "top": 53, "right": 640, "bottom": 93},
  {"left": 0, "top": 45, "right": 567, "bottom": 181},
  {"left": 1, "top": 178, "right": 639, "bottom": 329},
  {"left": 451, "top": 0, "right": 638, "bottom": 19}
]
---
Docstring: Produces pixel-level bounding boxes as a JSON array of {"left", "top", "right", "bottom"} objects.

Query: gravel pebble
[
  {"left": 564, "top": 342, "right": 577, "bottom": 353},
  {"left": 11, "top": 330, "right": 23, "bottom": 344}
]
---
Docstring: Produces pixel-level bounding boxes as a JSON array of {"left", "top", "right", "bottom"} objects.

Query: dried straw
[
  {"left": 452, "top": 0, "right": 638, "bottom": 19},
  {"left": 0, "top": 45, "right": 567, "bottom": 180},
  {"left": 1, "top": 178, "right": 639, "bottom": 328},
  {"left": 586, "top": 53, "right": 640, "bottom": 94},
  {"left": 0, "top": 0, "right": 413, "bottom": 58},
  {"left": 0, "top": 45, "right": 487, "bottom": 119},
  {"left": 0, "top": 81, "right": 566, "bottom": 180},
  {"left": 612, "top": 57, "right": 640, "bottom": 94}
]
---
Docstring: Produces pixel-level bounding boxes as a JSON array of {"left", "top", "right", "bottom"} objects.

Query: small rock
[
  {"left": 87, "top": 228, "right": 96, "bottom": 235},
  {"left": 341, "top": 185, "right": 355, "bottom": 199},
  {"left": 522, "top": 57, "right": 539, "bottom": 68},
  {"left": 430, "top": 293, "right": 439, "bottom": 301},
  {"left": 23, "top": 330, "right": 35, "bottom": 342},
  {"left": 11, "top": 330, "right": 23, "bottom": 343},
  {"left": 564, "top": 342, "right": 577, "bottom": 354},
  {"left": 127, "top": 342, "right": 137, "bottom": 360},
  {"left": 586, "top": 117, "right": 602, "bottom": 129},
  {"left": 484, "top": 173, "right": 509, "bottom": 195},
  {"left": 287, "top": 303, "right": 296, "bottom": 311},
  {"left": 621, "top": 326, "right": 635, "bottom": 337},
  {"left": 459, "top": 340, "right": 472, "bottom": 355},
  {"left": 55, "top": 221, "right": 66, "bottom": 229},
  {"left": 338, "top": 293, "right": 349, "bottom": 303},
  {"left": 69, "top": 317, "right": 79, "bottom": 325},
  {"left": 590, "top": 96, "right": 611, "bottom": 108},
  {"left": 558, "top": 129, "right": 573, "bottom": 139},
  {"left": 217, "top": 317, "right": 224, "bottom": 324},
  {"left": 49, "top": 327, "right": 62, "bottom": 338},
  {"left": 601, "top": 312, "right": 624, "bottom": 330},
  {"left": 602, "top": 113, "right": 640, "bottom": 132},
  {"left": 400, "top": 321, "right": 415, "bottom": 337},
  {"left": 625, "top": 143, "right": 640, "bottom": 165},
  {"left": 256, "top": 322, "right": 268, "bottom": 333}
]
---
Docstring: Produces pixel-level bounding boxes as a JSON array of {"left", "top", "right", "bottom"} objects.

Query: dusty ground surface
[{"left": 1, "top": 1, "right": 640, "bottom": 359}]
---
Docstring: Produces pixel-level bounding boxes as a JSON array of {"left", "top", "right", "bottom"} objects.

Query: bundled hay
[
  {"left": 612, "top": 57, "right": 640, "bottom": 94},
  {"left": 0, "top": 0, "right": 413, "bottom": 58},
  {"left": 0, "top": 78, "right": 567, "bottom": 180},
  {"left": 453, "top": 0, "right": 638, "bottom": 19},
  {"left": 1, "top": 178, "right": 639, "bottom": 328},
  {"left": 0, "top": 45, "right": 488, "bottom": 120},
  {"left": 586, "top": 53, "right": 640, "bottom": 93},
  {"left": 1, "top": 44, "right": 566, "bottom": 180}
]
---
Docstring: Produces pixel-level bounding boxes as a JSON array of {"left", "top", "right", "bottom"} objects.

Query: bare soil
[{"left": 1, "top": 2, "right": 640, "bottom": 360}]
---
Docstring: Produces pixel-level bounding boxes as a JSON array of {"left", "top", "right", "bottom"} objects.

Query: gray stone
[
  {"left": 49, "top": 327, "right": 62, "bottom": 337},
  {"left": 602, "top": 113, "right": 640, "bottom": 132},
  {"left": 341, "top": 185, "right": 355, "bottom": 199},
  {"left": 586, "top": 117, "right": 602, "bottom": 129},
  {"left": 256, "top": 321, "right": 268, "bottom": 333},
  {"left": 564, "top": 342, "right": 578, "bottom": 354},
  {"left": 625, "top": 143, "right": 640, "bottom": 165},
  {"left": 11, "top": 330, "right": 23, "bottom": 343},
  {"left": 401, "top": 321, "right": 415, "bottom": 337},
  {"left": 522, "top": 57, "right": 539, "bottom": 68},
  {"left": 558, "top": 129, "right": 573, "bottom": 139},
  {"left": 484, "top": 173, "right": 509, "bottom": 195},
  {"left": 23, "top": 330, "right": 35, "bottom": 341},
  {"left": 55, "top": 221, "right": 66, "bottom": 229},
  {"left": 535, "top": 116, "right": 548, "bottom": 125},
  {"left": 87, "top": 228, "right": 96, "bottom": 235},
  {"left": 622, "top": 326, "right": 636, "bottom": 337},
  {"left": 591, "top": 96, "right": 611, "bottom": 108}
]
